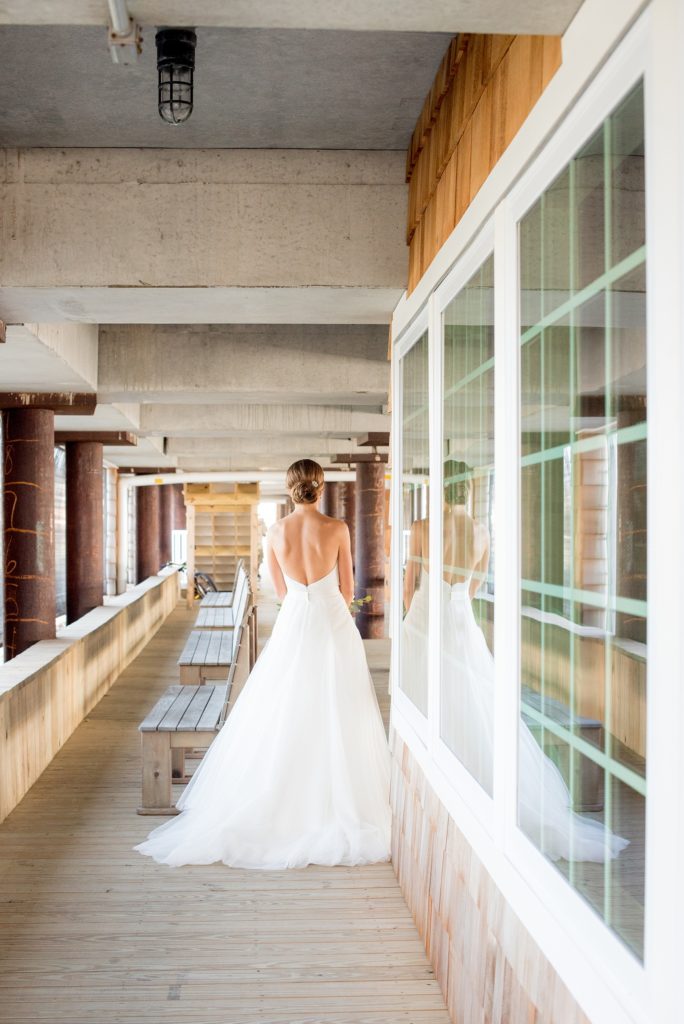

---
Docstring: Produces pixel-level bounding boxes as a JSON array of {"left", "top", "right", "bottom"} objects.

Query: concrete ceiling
[
  {"left": 0, "top": 25, "right": 453, "bottom": 149},
  {"left": 0, "top": 324, "right": 390, "bottom": 474},
  {"left": 0, "top": 1, "right": 582, "bottom": 479},
  {"left": 0, "top": 1, "right": 585, "bottom": 35}
]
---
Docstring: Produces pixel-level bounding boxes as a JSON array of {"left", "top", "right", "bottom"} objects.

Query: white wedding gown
[
  {"left": 134, "top": 565, "right": 392, "bottom": 869},
  {"left": 403, "top": 570, "right": 628, "bottom": 862}
]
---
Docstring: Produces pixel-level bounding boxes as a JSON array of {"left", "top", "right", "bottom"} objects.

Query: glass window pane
[
  {"left": 400, "top": 331, "right": 429, "bottom": 715},
  {"left": 518, "top": 79, "right": 646, "bottom": 959},
  {"left": 441, "top": 255, "right": 495, "bottom": 795}
]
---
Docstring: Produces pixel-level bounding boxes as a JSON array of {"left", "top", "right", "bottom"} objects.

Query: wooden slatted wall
[
  {"left": 390, "top": 728, "right": 592, "bottom": 1023},
  {"left": 406, "top": 33, "right": 562, "bottom": 291}
]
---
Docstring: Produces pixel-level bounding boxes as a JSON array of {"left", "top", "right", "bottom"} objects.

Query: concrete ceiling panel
[
  {"left": 97, "top": 323, "right": 390, "bottom": 405},
  {"left": 0, "top": 26, "right": 453, "bottom": 149},
  {"left": 0, "top": 2, "right": 585, "bottom": 35}
]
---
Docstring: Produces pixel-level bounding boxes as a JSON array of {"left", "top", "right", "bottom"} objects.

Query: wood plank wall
[
  {"left": 389, "top": 727, "right": 592, "bottom": 1024},
  {"left": 406, "top": 34, "right": 562, "bottom": 291},
  {"left": 0, "top": 570, "right": 180, "bottom": 822}
]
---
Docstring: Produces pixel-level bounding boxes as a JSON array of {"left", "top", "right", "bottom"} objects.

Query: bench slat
[
  {"left": 139, "top": 685, "right": 185, "bottom": 732},
  {"left": 191, "top": 630, "right": 213, "bottom": 666},
  {"left": 177, "top": 686, "right": 215, "bottom": 730},
  {"left": 200, "top": 591, "right": 232, "bottom": 608},
  {"left": 158, "top": 686, "right": 201, "bottom": 730},
  {"left": 196, "top": 684, "right": 230, "bottom": 730},
  {"left": 195, "top": 607, "right": 234, "bottom": 628},
  {"left": 177, "top": 630, "right": 202, "bottom": 666},
  {"left": 219, "top": 631, "right": 237, "bottom": 664}
]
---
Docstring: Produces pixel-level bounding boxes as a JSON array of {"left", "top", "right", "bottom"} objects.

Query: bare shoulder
[
  {"left": 267, "top": 519, "right": 284, "bottom": 541},
  {"left": 411, "top": 517, "right": 429, "bottom": 539},
  {"left": 334, "top": 517, "right": 351, "bottom": 540},
  {"left": 319, "top": 511, "right": 346, "bottom": 530}
]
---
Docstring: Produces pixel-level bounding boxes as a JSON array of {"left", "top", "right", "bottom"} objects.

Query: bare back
[
  {"left": 267, "top": 508, "right": 354, "bottom": 605},
  {"left": 403, "top": 509, "right": 489, "bottom": 609}
]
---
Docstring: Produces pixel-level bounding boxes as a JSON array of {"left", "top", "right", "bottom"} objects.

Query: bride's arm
[
  {"left": 469, "top": 527, "right": 490, "bottom": 601},
  {"left": 265, "top": 530, "right": 287, "bottom": 601},
  {"left": 337, "top": 523, "right": 354, "bottom": 607}
]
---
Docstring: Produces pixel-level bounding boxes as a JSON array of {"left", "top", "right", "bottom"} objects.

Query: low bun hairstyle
[
  {"left": 443, "top": 459, "right": 472, "bottom": 506},
  {"left": 286, "top": 459, "right": 324, "bottom": 505}
]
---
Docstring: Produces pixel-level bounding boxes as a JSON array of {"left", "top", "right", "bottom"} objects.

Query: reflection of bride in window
[{"left": 401, "top": 460, "right": 628, "bottom": 863}]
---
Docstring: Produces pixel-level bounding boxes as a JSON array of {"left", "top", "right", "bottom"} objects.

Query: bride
[{"left": 134, "top": 459, "right": 391, "bottom": 869}]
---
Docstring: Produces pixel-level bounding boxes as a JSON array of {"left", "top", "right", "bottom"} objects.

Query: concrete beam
[
  {"left": 0, "top": 323, "right": 98, "bottom": 392},
  {"left": 0, "top": 149, "right": 407, "bottom": 291},
  {"left": 172, "top": 454, "right": 366, "bottom": 472},
  {"left": 0, "top": 286, "right": 403, "bottom": 325},
  {"left": 164, "top": 436, "right": 386, "bottom": 457},
  {"left": 0, "top": 1, "right": 584, "bottom": 34},
  {"left": 98, "top": 324, "right": 390, "bottom": 404},
  {"left": 140, "top": 403, "right": 390, "bottom": 438}
]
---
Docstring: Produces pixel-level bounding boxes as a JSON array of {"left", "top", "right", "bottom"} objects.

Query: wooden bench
[
  {"left": 192, "top": 567, "right": 256, "bottom": 667},
  {"left": 199, "top": 560, "right": 247, "bottom": 608},
  {"left": 177, "top": 629, "right": 240, "bottom": 683},
  {"left": 195, "top": 564, "right": 249, "bottom": 628},
  {"left": 138, "top": 630, "right": 251, "bottom": 815}
]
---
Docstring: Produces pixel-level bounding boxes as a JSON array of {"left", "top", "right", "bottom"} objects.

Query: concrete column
[
  {"left": 2, "top": 408, "right": 56, "bottom": 659},
  {"left": 338, "top": 482, "right": 356, "bottom": 567},
  {"left": 171, "top": 483, "right": 186, "bottom": 530},
  {"left": 159, "top": 485, "right": 174, "bottom": 567},
  {"left": 355, "top": 462, "right": 385, "bottom": 639},
  {"left": 136, "top": 485, "right": 161, "bottom": 583},
  {"left": 65, "top": 441, "right": 104, "bottom": 624},
  {"left": 322, "top": 480, "right": 340, "bottom": 518}
]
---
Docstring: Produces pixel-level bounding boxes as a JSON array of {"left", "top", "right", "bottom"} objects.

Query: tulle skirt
[{"left": 134, "top": 571, "right": 391, "bottom": 869}]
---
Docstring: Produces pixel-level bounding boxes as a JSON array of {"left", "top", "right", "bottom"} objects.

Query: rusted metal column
[
  {"left": 65, "top": 441, "right": 103, "bottom": 623},
  {"left": 136, "top": 485, "right": 161, "bottom": 583},
  {"left": 2, "top": 408, "right": 56, "bottom": 658},
  {"left": 171, "top": 482, "right": 186, "bottom": 530},
  {"left": 322, "top": 480, "right": 340, "bottom": 518},
  {"left": 354, "top": 462, "right": 385, "bottom": 638},
  {"left": 338, "top": 482, "right": 356, "bottom": 567},
  {"left": 159, "top": 485, "right": 174, "bottom": 567}
]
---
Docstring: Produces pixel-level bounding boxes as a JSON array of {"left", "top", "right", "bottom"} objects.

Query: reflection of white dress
[
  {"left": 403, "top": 570, "right": 628, "bottom": 862},
  {"left": 134, "top": 565, "right": 391, "bottom": 869}
]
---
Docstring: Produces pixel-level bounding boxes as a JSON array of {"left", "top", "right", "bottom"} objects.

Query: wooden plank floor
[{"left": 0, "top": 584, "right": 450, "bottom": 1024}]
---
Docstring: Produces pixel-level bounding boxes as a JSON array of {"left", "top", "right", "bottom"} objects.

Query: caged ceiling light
[{"left": 155, "top": 28, "right": 197, "bottom": 125}]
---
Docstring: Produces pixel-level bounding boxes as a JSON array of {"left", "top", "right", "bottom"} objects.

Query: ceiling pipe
[
  {"left": 107, "top": 0, "right": 142, "bottom": 64},
  {"left": 108, "top": 0, "right": 129, "bottom": 35},
  {"left": 119, "top": 470, "right": 359, "bottom": 488}
]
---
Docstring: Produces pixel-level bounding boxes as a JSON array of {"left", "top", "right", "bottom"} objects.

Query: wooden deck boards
[{"left": 0, "top": 585, "right": 448, "bottom": 1023}]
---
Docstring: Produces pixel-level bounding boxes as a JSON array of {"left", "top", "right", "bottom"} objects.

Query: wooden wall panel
[
  {"left": 0, "top": 569, "right": 180, "bottom": 822},
  {"left": 389, "top": 727, "right": 594, "bottom": 1024},
  {"left": 406, "top": 33, "right": 562, "bottom": 291}
]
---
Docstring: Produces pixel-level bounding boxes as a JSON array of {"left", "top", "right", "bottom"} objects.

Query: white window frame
[
  {"left": 391, "top": 308, "right": 431, "bottom": 747},
  {"left": 431, "top": 221, "right": 498, "bottom": 837},
  {"left": 502, "top": 18, "right": 649, "bottom": 1009},
  {"left": 389, "top": 5, "right": 684, "bottom": 1021}
]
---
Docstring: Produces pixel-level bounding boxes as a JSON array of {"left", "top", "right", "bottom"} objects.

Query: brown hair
[{"left": 286, "top": 459, "right": 324, "bottom": 505}]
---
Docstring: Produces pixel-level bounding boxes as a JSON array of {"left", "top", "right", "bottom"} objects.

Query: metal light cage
[{"left": 156, "top": 28, "right": 196, "bottom": 125}]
